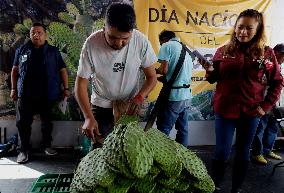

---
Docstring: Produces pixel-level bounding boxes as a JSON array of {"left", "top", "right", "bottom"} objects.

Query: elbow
[
  {"left": 161, "top": 67, "right": 168, "bottom": 75},
  {"left": 74, "top": 77, "right": 81, "bottom": 99},
  {"left": 147, "top": 75, "right": 157, "bottom": 90},
  {"left": 152, "top": 75, "right": 158, "bottom": 85}
]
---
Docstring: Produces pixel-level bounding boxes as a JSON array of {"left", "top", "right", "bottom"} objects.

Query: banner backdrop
[{"left": 134, "top": 0, "right": 272, "bottom": 120}]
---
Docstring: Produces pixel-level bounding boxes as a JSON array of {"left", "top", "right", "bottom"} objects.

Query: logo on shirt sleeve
[
  {"left": 21, "top": 55, "right": 28, "bottom": 63},
  {"left": 113, "top": 62, "right": 125, "bottom": 72}
]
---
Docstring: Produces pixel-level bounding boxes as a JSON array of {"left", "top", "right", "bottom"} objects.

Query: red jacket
[{"left": 207, "top": 46, "right": 283, "bottom": 118}]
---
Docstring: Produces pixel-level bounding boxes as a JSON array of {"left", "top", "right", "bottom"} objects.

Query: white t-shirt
[{"left": 77, "top": 29, "right": 157, "bottom": 108}]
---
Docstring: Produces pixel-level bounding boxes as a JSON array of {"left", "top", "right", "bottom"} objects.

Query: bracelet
[
  {"left": 11, "top": 89, "right": 16, "bottom": 91},
  {"left": 64, "top": 88, "right": 69, "bottom": 91},
  {"left": 133, "top": 94, "right": 144, "bottom": 105}
]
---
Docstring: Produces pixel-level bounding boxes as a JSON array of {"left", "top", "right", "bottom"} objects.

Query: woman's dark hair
[
  {"left": 224, "top": 9, "right": 266, "bottom": 58},
  {"left": 32, "top": 22, "right": 46, "bottom": 32},
  {"left": 105, "top": 3, "right": 136, "bottom": 32},
  {"left": 159, "top": 30, "right": 176, "bottom": 42}
]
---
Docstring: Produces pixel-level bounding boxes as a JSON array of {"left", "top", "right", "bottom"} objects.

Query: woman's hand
[
  {"left": 198, "top": 59, "right": 214, "bottom": 72},
  {"left": 256, "top": 106, "right": 265, "bottom": 116},
  {"left": 250, "top": 106, "right": 265, "bottom": 117}
]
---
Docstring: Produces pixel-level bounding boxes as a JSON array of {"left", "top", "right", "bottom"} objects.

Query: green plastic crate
[{"left": 29, "top": 173, "right": 73, "bottom": 193}]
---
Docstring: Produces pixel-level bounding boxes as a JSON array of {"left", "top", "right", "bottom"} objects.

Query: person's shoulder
[
  {"left": 86, "top": 30, "right": 104, "bottom": 44},
  {"left": 17, "top": 41, "right": 32, "bottom": 51},
  {"left": 46, "top": 43, "right": 61, "bottom": 54},
  {"left": 46, "top": 43, "right": 58, "bottom": 50},
  {"left": 132, "top": 29, "right": 150, "bottom": 43},
  {"left": 16, "top": 45, "right": 25, "bottom": 53},
  {"left": 80, "top": 30, "right": 104, "bottom": 50},
  {"left": 216, "top": 45, "right": 226, "bottom": 52},
  {"left": 130, "top": 30, "right": 153, "bottom": 50},
  {"left": 166, "top": 38, "right": 180, "bottom": 47},
  {"left": 160, "top": 41, "right": 173, "bottom": 51},
  {"left": 212, "top": 45, "right": 226, "bottom": 61},
  {"left": 132, "top": 29, "right": 146, "bottom": 38}
]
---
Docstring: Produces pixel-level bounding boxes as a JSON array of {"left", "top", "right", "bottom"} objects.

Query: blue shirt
[{"left": 158, "top": 37, "right": 193, "bottom": 101}]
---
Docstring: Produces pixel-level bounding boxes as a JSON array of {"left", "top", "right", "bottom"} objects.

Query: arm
[
  {"left": 74, "top": 76, "right": 100, "bottom": 142},
  {"left": 206, "top": 47, "right": 224, "bottom": 84},
  {"left": 137, "top": 65, "right": 157, "bottom": 98},
  {"left": 60, "top": 68, "right": 70, "bottom": 97},
  {"left": 127, "top": 65, "right": 157, "bottom": 115},
  {"left": 156, "top": 60, "right": 168, "bottom": 75},
  {"left": 127, "top": 37, "right": 157, "bottom": 114},
  {"left": 10, "top": 66, "right": 18, "bottom": 101}
]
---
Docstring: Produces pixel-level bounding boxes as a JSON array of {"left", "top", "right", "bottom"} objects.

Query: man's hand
[
  {"left": 81, "top": 117, "right": 102, "bottom": 144},
  {"left": 127, "top": 94, "right": 144, "bottom": 115},
  {"left": 10, "top": 89, "right": 17, "bottom": 101}
]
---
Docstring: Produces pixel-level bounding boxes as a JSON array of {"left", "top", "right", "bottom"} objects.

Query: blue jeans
[
  {"left": 214, "top": 114, "right": 260, "bottom": 161},
  {"left": 156, "top": 99, "right": 190, "bottom": 147},
  {"left": 252, "top": 114, "right": 279, "bottom": 156}
]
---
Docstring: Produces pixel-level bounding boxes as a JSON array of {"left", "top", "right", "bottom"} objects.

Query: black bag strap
[
  {"left": 144, "top": 41, "right": 190, "bottom": 131},
  {"left": 165, "top": 41, "right": 188, "bottom": 86}
]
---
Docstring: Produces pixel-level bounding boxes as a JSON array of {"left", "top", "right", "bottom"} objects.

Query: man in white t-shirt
[{"left": 75, "top": 3, "right": 157, "bottom": 144}]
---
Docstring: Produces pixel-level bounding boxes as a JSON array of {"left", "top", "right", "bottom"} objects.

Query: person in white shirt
[{"left": 75, "top": 3, "right": 157, "bottom": 145}]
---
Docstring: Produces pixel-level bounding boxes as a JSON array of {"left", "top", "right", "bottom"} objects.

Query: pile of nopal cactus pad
[{"left": 70, "top": 116, "right": 215, "bottom": 193}]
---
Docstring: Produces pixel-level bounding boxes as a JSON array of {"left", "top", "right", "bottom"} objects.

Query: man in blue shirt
[
  {"left": 10, "top": 23, "right": 70, "bottom": 163},
  {"left": 156, "top": 30, "right": 193, "bottom": 147}
]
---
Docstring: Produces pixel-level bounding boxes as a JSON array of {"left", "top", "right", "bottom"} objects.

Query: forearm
[
  {"left": 138, "top": 77, "right": 157, "bottom": 98},
  {"left": 60, "top": 68, "right": 69, "bottom": 89},
  {"left": 74, "top": 76, "right": 94, "bottom": 120},
  {"left": 11, "top": 66, "right": 18, "bottom": 89},
  {"left": 138, "top": 66, "right": 157, "bottom": 98},
  {"left": 156, "top": 60, "right": 168, "bottom": 75}
]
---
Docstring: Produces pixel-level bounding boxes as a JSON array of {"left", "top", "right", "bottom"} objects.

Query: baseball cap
[{"left": 273, "top": 43, "right": 284, "bottom": 53}]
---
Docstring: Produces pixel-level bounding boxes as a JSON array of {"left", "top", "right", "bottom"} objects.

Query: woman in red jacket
[{"left": 204, "top": 9, "right": 283, "bottom": 193}]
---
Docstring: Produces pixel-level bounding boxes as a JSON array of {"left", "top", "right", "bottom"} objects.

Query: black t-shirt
[{"left": 23, "top": 46, "right": 48, "bottom": 99}]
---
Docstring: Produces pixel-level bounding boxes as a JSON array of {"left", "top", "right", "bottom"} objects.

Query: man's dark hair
[
  {"left": 32, "top": 22, "right": 46, "bottom": 32},
  {"left": 273, "top": 43, "right": 284, "bottom": 53},
  {"left": 105, "top": 3, "right": 136, "bottom": 32},
  {"left": 159, "top": 30, "right": 176, "bottom": 42}
]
